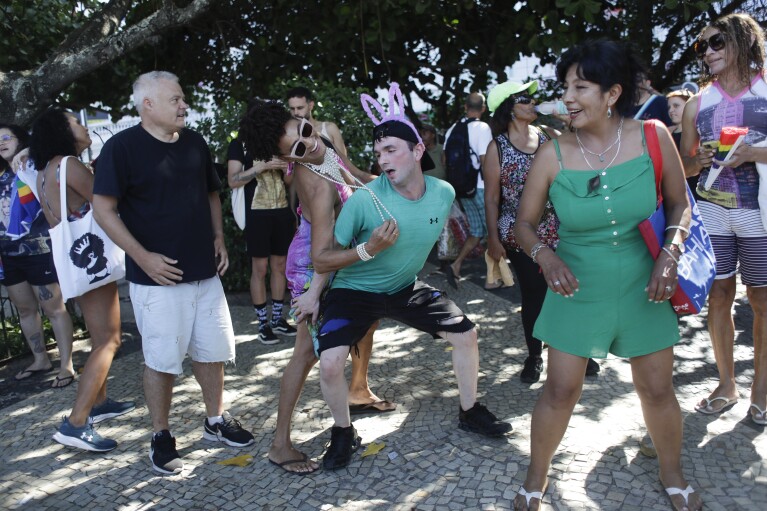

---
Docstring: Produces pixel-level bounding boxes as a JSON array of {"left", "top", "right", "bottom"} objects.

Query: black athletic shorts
[
  {"left": 316, "top": 280, "right": 474, "bottom": 354},
  {"left": 1, "top": 252, "right": 59, "bottom": 287},
  {"left": 245, "top": 208, "right": 296, "bottom": 258}
]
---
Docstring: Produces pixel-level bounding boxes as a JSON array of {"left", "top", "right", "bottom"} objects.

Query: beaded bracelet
[
  {"left": 356, "top": 242, "right": 375, "bottom": 261},
  {"left": 530, "top": 242, "right": 548, "bottom": 264},
  {"left": 661, "top": 246, "right": 679, "bottom": 264}
]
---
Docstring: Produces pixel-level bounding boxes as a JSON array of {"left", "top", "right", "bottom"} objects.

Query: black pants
[{"left": 507, "top": 249, "right": 547, "bottom": 358}]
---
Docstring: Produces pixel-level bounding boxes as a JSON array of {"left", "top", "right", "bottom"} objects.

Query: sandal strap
[
  {"left": 519, "top": 487, "right": 543, "bottom": 506},
  {"left": 665, "top": 485, "right": 694, "bottom": 504}
]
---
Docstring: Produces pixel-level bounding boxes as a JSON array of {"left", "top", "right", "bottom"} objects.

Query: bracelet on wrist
[
  {"left": 356, "top": 242, "right": 375, "bottom": 261},
  {"left": 529, "top": 242, "right": 548, "bottom": 264},
  {"left": 661, "top": 246, "right": 679, "bottom": 264}
]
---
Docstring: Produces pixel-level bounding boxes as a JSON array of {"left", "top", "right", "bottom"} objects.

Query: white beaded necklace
[
  {"left": 303, "top": 147, "right": 396, "bottom": 223},
  {"left": 576, "top": 117, "right": 624, "bottom": 162}
]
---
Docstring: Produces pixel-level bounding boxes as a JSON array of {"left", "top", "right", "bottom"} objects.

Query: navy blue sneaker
[
  {"left": 52, "top": 417, "right": 117, "bottom": 452},
  {"left": 89, "top": 398, "right": 136, "bottom": 424}
]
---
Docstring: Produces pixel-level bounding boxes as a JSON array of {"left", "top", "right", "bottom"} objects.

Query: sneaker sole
[
  {"left": 259, "top": 336, "right": 280, "bottom": 345},
  {"left": 52, "top": 432, "right": 117, "bottom": 452},
  {"left": 90, "top": 406, "right": 136, "bottom": 424},
  {"left": 149, "top": 449, "right": 183, "bottom": 474},
  {"left": 458, "top": 422, "right": 512, "bottom": 438},
  {"left": 202, "top": 430, "right": 255, "bottom": 447},
  {"left": 273, "top": 329, "right": 297, "bottom": 337}
]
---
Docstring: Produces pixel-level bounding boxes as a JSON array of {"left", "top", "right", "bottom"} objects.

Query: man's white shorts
[{"left": 130, "top": 277, "right": 235, "bottom": 374}]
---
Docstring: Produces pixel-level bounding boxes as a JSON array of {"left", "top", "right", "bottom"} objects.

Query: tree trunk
[{"left": 0, "top": 0, "right": 212, "bottom": 127}]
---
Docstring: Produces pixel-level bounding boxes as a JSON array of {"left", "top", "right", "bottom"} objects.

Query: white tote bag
[
  {"left": 231, "top": 186, "right": 246, "bottom": 230},
  {"left": 47, "top": 156, "right": 126, "bottom": 300}
]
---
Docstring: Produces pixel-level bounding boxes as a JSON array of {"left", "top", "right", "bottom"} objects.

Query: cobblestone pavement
[{"left": 0, "top": 263, "right": 765, "bottom": 510}]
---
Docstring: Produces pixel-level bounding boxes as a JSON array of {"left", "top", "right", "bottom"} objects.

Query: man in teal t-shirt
[{"left": 310, "top": 113, "right": 512, "bottom": 471}]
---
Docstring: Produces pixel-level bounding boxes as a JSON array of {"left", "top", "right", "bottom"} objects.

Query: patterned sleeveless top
[
  {"left": 496, "top": 128, "right": 559, "bottom": 250},
  {"left": 696, "top": 73, "right": 767, "bottom": 209}
]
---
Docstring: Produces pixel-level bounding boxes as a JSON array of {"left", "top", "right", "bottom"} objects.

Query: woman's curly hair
[
  {"left": 698, "top": 13, "right": 766, "bottom": 88},
  {"left": 237, "top": 99, "right": 293, "bottom": 162},
  {"left": 29, "top": 107, "right": 78, "bottom": 169},
  {"left": 0, "top": 124, "right": 30, "bottom": 171},
  {"left": 491, "top": 95, "right": 519, "bottom": 136},
  {"left": 556, "top": 39, "right": 645, "bottom": 118}
]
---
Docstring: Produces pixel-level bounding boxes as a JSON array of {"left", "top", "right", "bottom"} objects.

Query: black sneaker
[
  {"left": 259, "top": 324, "right": 279, "bottom": 345},
  {"left": 150, "top": 430, "right": 183, "bottom": 474},
  {"left": 203, "top": 411, "right": 255, "bottom": 447},
  {"left": 458, "top": 402, "right": 512, "bottom": 438},
  {"left": 89, "top": 398, "right": 136, "bottom": 424},
  {"left": 520, "top": 356, "right": 543, "bottom": 384},
  {"left": 586, "top": 358, "right": 600, "bottom": 376},
  {"left": 271, "top": 318, "right": 297, "bottom": 336},
  {"left": 322, "top": 424, "right": 362, "bottom": 470},
  {"left": 52, "top": 417, "right": 117, "bottom": 452}
]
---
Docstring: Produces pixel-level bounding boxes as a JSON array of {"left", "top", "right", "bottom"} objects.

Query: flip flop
[
  {"left": 665, "top": 485, "right": 698, "bottom": 510},
  {"left": 268, "top": 453, "right": 319, "bottom": 475},
  {"left": 52, "top": 375, "right": 76, "bottom": 389},
  {"left": 750, "top": 403, "right": 767, "bottom": 425},
  {"left": 14, "top": 367, "right": 53, "bottom": 381},
  {"left": 349, "top": 400, "right": 397, "bottom": 415},
  {"left": 445, "top": 265, "right": 458, "bottom": 289},
  {"left": 694, "top": 396, "right": 738, "bottom": 415}
]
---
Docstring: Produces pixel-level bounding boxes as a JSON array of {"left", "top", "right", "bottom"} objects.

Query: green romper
[{"left": 532, "top": 132, "right": 679, "bottom": 359}]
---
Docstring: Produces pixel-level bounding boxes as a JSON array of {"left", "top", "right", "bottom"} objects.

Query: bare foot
[
  {"left": 14, "top": 362, "right": 53, "bottom": 380},
  {"left": 695, "top": 387, "right": 738, "bottom": 414},
  {"left": 51, "top": 369, "right": 76, "bottom": 388},
  {"left": 268, "top": 446, "right": 319, "bottom": 474}
]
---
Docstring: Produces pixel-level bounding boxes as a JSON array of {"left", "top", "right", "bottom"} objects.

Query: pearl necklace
[
  {"left": 303, "top": 147, "right": 396, "bottom": 223},
  {"left": 576, "top": 117, "right": 624, "bottom": 162}
]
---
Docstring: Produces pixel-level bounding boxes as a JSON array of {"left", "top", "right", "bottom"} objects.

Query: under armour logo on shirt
[{"left": 429, "top": 217, "right": 438, "bottom": 224}]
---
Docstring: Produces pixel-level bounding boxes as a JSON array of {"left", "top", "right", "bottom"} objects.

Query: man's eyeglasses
[
  {"left": 287, "top": 118, "right": 315, "bottom": 158},
  {"left": 0, "top": 134, "right": 17, "bottom": 143},
  {"left": 513, "top": 95, "right": 534, "bottom": 105},
  {"left": 694, "top": 32, "right": 726, "bottom": 58}
]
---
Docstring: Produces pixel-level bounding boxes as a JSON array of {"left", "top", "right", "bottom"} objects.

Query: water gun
[{"left": 704, "top": 126, "right": 749, "bottom": 190}]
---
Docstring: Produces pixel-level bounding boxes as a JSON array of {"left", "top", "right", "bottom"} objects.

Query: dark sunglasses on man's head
[
  {"left": 694, "top": 32, "right": 726, "bottom": 58},
  {"left": 287, "top": 118, "right": 314, "bottom": 158},
  {"left": 513, "top": 95, "right": 534, "bottom": 105}
]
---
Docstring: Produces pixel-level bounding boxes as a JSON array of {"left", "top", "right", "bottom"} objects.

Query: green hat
[{"left": 487, "top": 80, "right": 539, "bottom": 113}]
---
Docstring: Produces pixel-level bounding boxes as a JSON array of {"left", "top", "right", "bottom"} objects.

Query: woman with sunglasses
[
  {"left": 681, "top": 13, "right": 767, "bottom": 426},
  {"left": 30, "top": 108, "right": 134, "bottom": 451},
  {"left": 238, "top": 99, "right": 394, "bottom": 474},
  {"left": 0, "top": 123, "right": 76, "bottom": 389},
  {"left": 514, "top": 39, "right": 700, "bottom": 510}
]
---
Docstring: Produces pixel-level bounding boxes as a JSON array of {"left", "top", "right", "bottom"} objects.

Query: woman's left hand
[{"left": 646, "top": 251, "right": 678, "bottom": 303}]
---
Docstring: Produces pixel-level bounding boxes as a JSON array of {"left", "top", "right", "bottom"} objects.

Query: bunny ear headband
[{"left": 360, "top": 82, "right": 423, "bottom": 145}]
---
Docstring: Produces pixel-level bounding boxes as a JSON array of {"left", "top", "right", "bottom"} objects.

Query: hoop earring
[{"left": 607, "top": 106, "right": 613, "bottom": 118}]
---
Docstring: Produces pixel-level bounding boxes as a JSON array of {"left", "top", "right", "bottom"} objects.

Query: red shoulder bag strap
[{"left": 643, "top": 119, "right": 663, "bottom": 205}]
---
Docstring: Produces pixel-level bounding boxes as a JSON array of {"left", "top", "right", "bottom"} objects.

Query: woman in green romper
[{"left": 512, "top": 40, "right": 702, "bottom": 511}]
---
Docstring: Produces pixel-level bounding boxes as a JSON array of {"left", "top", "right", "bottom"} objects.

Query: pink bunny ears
[{"left": 360, "top": 82, "right": 422, "bottom": 144}]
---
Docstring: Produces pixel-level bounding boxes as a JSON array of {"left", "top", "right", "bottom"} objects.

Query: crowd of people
[{"left": 2, "top": 11, "right": 766, "bottom": 510}]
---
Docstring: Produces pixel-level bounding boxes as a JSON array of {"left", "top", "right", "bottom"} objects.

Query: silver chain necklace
[
  {"left": 303, "top": 147, "right": 396, "bottom": 223},
  {"left": 576, "top": 118, "right": 624, "bottom": 193},
  {"left": 576, "top": 117, "right": 624, "bottom": 162}
]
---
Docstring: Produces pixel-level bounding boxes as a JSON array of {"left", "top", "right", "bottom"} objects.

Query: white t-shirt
[{"left": 444, "top": 118, "right": 493, "bottom": 189}]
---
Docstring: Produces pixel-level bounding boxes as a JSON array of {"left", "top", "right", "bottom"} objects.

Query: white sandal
[
  {"left": 665, "top": 485, "right": 696, "bottom": 509},
  {"left": 750, "top": 403, "right": 767, "bottom": 425},
  {"left": 517, "top": 487, "right": 544, "bottom": 509}
]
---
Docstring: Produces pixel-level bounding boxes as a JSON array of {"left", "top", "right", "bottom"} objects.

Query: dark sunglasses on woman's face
[
  {"left": 513, "top": 95, "right": 534, "bottom": 105},
  {"left": 287, "top": 118, "right": 315, "bottom": 158},
  {"left": 694, "top": 32, "right": 726, "bottom": 58}
]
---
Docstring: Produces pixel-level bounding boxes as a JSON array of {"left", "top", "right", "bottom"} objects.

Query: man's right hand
[
  {"left": 140, "top": 252, "right": 184, "bottom": 286},
  {"left": 365, "top": 219, "right": 399, "bottom": 256}
]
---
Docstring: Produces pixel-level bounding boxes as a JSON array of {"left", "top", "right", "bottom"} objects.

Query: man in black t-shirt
[{"left": 93, "top": 71, "right": 254, "bottom": 474}]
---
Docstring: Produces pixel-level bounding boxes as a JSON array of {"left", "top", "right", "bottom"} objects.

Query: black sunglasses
[
  {"left": 513, "top": 95, "right": 534, "bottom": 105},
  {"left": 694, "top": 32, "right": 726, "bottom": 58}
]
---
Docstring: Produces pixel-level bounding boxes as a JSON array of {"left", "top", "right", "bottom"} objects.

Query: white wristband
[{"left": 356, "top": 242, "right": 374, "bottom": 261}]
